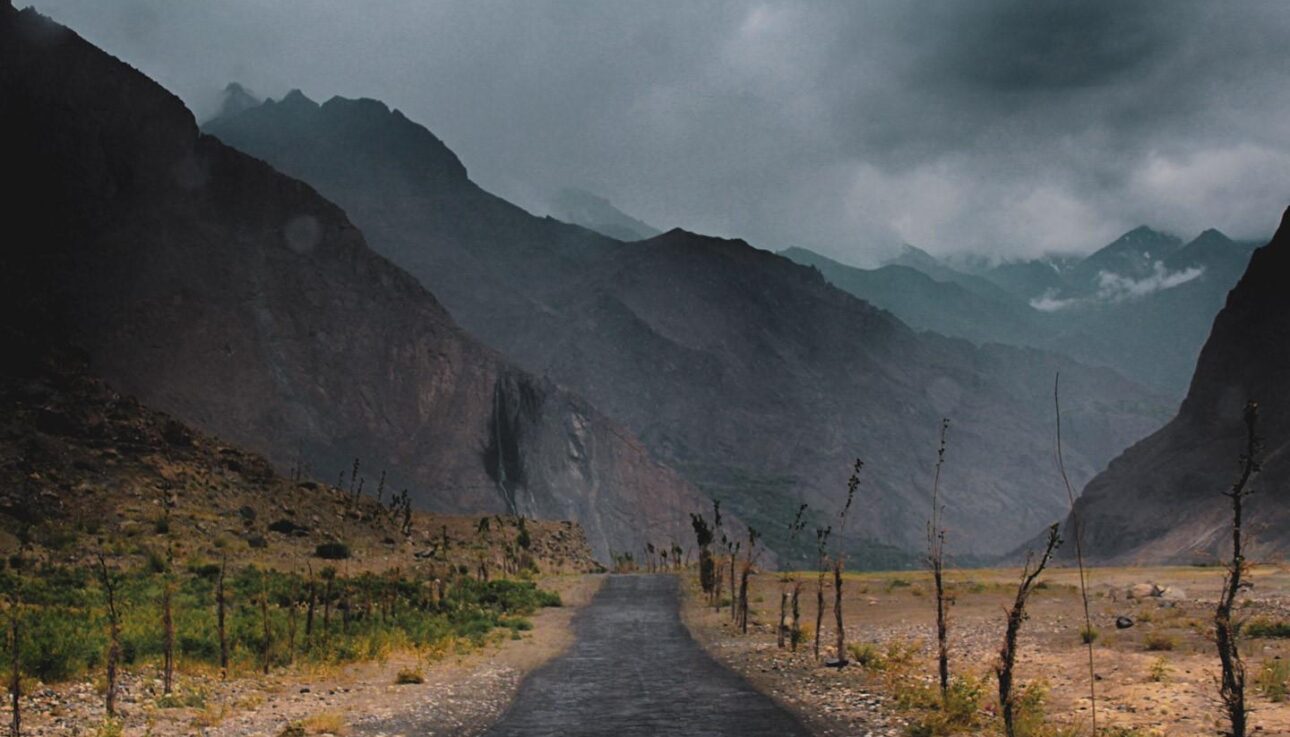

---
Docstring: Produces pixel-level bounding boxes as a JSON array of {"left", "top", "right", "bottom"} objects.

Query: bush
[
  {"left": 314, "top": 542, "right": 351, "bottom": 560},
  {"left": 395, "top": 668, "right": 424, "bottom": 685},
  {"left": 1149, "top": 656, "right": 1170, "bottom": 683},
  {"left": 1257, "top": 659, "right": 1290, "bottom": 702},
  {"left": 20, "top": 608, "right": 104, "bottom": 681},
  {"left": 1009, "top": 679, "right": 1049, "bottom": 737},
  {"left": 1080, "top": 626, "right": 1099, "bottom": 644},
  {"left": 847, "top": 642, "right": 886, "bottom": 670},
  {"left": 942, "top": 676, "right": 984, "bottom": 727},
  {"left": 1143, "top": 633, "right": 1176, "bottom": 651},
  {"left": 886, "top": 578, "right": 913, "bottom": 591},
  {"left": 901, "top": 676, "right": 983, "bottom": 736},
  {"left": 1245, "top": 619, "right": 1290, "bottom": 638}
]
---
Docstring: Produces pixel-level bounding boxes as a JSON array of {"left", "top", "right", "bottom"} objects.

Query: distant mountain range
[
  {"left": 205, "top": 91, "right": 1170, "bottom": 564},
  {"left": 547, "top": 187, "right": 660, "bottom": 242},
  {"left": 1064, "top": 208, "right": 1290, "bottom": 563},
  {"left": 783, "top": 227, "right": 1260, "bottom": 397},
  {"left": 0, "top": 3, "right": 713, "bottom": 563}
]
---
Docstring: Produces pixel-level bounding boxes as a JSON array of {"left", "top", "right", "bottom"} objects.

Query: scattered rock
[{"left": 1115, "top": 616, "right": 1134, "bottom": 629}]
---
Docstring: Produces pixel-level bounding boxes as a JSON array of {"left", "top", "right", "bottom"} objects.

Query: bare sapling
[
  {"left": 927, "top": 418, "right": 951, "bottom": 700},
  {"left": 728, "top": 538, "right": 741, "bottom": 623},
  {"left": 260, "top": 572, "right": 272, "bottom": 675},
  {"left": 1217, "top": 401, "right": 1260, "bottom": 737},
  {"left": 790, "top": 581, "right": 803, "bottom": 651},
  {"left": 8, "top": 595, "right": 16, "bottom": 737},
  {"left": 813, "top": 525, "right": 831, "bottom": 660},
  {"left": 996, "top": 523, "right": 1061, "bottom": 737},
  {"left": 738, "top": 528, "right": 760, "bottom": 634},
  {"left": 778, "top": 504, "right": 808, "bottom": 649},
  {"left": 94, "top": 552, "right": 122, "bottom": 717},
  {"left": 161, "top": 543, "right": 175, "bottom": 694},
  {"left": 217, "top": 556, "right": 229, "bottom": 678},
  {"left": 286, "top": 583, "right": 299, "bottom": 665},
  {"left": 1054, "top": 374, "right": 1097, "bottom": 732},
  {"left": 349, "top": 457, "right": 360, "bottom": 504},
  {"left": 833, "top": 459, "right": 861, "bottom": 664},
  {"left": 9, "top": 542, "right": 22, "bottom": 737},
  {"left": 690, "top": 512, "right": 717, "bottom": 602},
  {"left": 322, "top": 566, "right": 335, "bottom": 639}
]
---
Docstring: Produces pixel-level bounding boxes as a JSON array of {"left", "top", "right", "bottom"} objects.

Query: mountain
[
  {"left": 0, "top": 3, "right": 712, "bottom": 562},
  {"left": 213, "top": 81, "right": 262, "bottom": 122},
  {"left": 822, "top": 230, "right": 1258, "bottom": 397},
  {"left": 1066, "top": 207, "right": 1290, "bottom": 563},
  {"left": 977, "top": 257, "right": 1071, "bottom": 302},
  {"left": 206, "top": 90, "right": 625, "bottom": 353},
  {"left": 886, "top": 245, "right": 1025, "bottom": 306},
  {"left": 1060, "top": 226, "right": 1184, "bottom": 295},
  {"left": 1043, "top": 228, "right": 1259, "bottom": 394},
  {"left": 781, "top": 248, "right": 1046, "bottom": 347},
  {"left": 548, "top": 187, "right": 660, "bottom": 241},
  {"left": 204, "top": 94, "right": 1168, "bottom": 562}
]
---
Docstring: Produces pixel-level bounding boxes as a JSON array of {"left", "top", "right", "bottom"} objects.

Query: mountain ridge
[
  {"left": 1065, "top": 206, "right": 1290, "bottom": 563},
  {"left": 0, "top": 3, "right": 715, "bottom": 563},
  {"left": 205, "top": 92, "right": 1170, "bottom": 562}
]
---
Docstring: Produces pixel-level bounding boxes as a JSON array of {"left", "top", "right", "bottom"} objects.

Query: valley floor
[
  {"left": 683, "top": 565, "right": 1290, "bottom": 737},
  {"left": 18, "top": 575, "right": 603, "bottom": 737}
]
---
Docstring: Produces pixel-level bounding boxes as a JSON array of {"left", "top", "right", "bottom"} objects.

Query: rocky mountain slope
[
  {"left": 1065, "top": 206, "right": 1290, "bottom": 564},
  {"left": 206, "top": 95, "right": 1169, "bottom": 562},
  {"left": 0, "top": 352, "right": 599, "bottom": 574},
  {"left": 0, "top": 2, "right": 710, "bottom": 563}
]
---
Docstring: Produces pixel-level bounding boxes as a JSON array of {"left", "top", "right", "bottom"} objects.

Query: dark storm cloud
[{"left": 32, "top": 0, "right": 1290, "bottom": 262}]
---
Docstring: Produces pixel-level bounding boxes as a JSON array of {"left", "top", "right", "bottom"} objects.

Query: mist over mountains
[
  {"left": 205, "top": 90, "right": 1171, "bottom": 564},
  {"left": 785, "top": 226, "right": 1260, "bottom": 397}
]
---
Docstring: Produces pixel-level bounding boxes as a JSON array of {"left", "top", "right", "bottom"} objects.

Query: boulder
[{"left": 1126, "top": 583, "right": 1161, "bottom": 599}]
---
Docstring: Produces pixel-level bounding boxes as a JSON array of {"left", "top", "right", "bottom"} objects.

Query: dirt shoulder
[
  {"left": 682, "top": 565, "right": 1290, "bottom": 737},
  {"left": 18, "top": 574, "right": 604, "bottom": 737},
  {"left": 681, "top": 581, "right": 904, "bottom": 737}
]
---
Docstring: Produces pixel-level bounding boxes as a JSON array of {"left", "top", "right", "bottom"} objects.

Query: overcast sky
[{"left": 33, "top": 0, "right": 1290, "bottom": 264}]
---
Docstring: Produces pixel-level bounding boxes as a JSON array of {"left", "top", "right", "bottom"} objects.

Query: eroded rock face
[
  {"left": 1067, "top": 207, "right": 1290, "bottom": 563},
  {"left": 0, "top": 3, "right": 708, "bottom": 562}
]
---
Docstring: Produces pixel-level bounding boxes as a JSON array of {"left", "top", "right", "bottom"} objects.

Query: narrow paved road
[{"left": 480, "top": 574, "right": 812, "bottom": 737}]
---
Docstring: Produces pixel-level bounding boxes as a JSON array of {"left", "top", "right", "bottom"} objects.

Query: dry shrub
[
  {"left": 395, "top": 667, "right": 425, "bottom": 684},
  {"left": 1143, "top": 633, "right": 1176, "bottom": 652},
  {"left": 302, "top": 711, "right": 348, "bottom": 735}
]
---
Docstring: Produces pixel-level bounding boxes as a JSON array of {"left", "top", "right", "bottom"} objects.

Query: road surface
[{"left": 480, "top": 574, "right": 812, "bottom": 737}]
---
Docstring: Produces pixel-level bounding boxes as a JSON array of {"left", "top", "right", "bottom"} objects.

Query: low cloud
[
  {"left": 1030, "top": 262, "right": 1206, "bottom": 311},
  {"left": 33, "top": 0, "right": 1290, "bottom": 262}
]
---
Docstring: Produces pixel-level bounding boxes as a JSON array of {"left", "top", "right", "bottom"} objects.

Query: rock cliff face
[
  {"left": 206, "top": 95, "right": 1168, "bottom": 562},
  {"left": 1067, "top": 207, "right": 1290, "bottom": 563},
  {"left": 0, "top": 4, "right": 709, "bottom": 562}
]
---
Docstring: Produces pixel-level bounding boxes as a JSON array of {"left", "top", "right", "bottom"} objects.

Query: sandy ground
[
  {"left": 683, "top": 564, "right": 1290, "bottom": 736},
  {"left": 18, "top": 574, "right": 604, "bottom": 737}
]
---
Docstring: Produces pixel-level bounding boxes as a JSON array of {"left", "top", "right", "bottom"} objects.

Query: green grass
[
  {"left": 1245, "top": 618, "right": 1290, "bottom": 638},
  {"left": 0, "top": 560, "right": 561, "bottom": 684},
  {"left": 1257, "top": 660, "right": 1290, "bottom": 702}
]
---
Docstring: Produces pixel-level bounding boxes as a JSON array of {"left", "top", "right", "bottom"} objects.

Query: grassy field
[{"left": 685, "top": 563, "right": 1290, "bottom": 736}]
